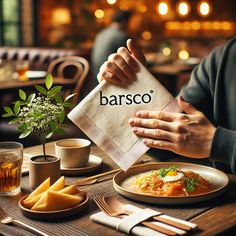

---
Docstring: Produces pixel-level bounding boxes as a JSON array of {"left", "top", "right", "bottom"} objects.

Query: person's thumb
[
  {"left": 178, "top": 96, "right": 199, "bottom": 114},
  {"left": 127, "top": 39, "right": 146, "bottom": 66}
]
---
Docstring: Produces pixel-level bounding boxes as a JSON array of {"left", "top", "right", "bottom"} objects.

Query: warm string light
[
  {"left": 107, "top": 0, "right": 117, "bottom": 5},
  {"left": 198, "top": 0, "right": 212, "bottom": 17},
  {"left": 156, "top": 0, "right": 212, "bottom": 17},
  {"left": 177, "top": 0, "right": 190, "bottom": 17},
  {"left": 156, "top": 1, "right": 169, "bottom": 16}
]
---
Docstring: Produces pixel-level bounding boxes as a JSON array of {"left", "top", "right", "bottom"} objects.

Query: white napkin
[
  {"left": 90, "top": 204, "right": 196, "bottom": 236},
  {"left": 68, "top": 61, "right": 181, "bottom": 170}
]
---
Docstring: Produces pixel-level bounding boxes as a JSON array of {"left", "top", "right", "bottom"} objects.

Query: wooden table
[{"left": 1, "top": 142, "right": 236, "bottom": 236}]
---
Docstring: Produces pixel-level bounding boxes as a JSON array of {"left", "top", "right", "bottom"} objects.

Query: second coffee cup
[{"left": 55, "top": 138, "right": 91, "bottom": 168}]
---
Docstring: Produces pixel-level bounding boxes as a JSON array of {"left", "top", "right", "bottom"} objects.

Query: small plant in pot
[{"left": 2, "top": 74, "right": 75, "bottom": 188}]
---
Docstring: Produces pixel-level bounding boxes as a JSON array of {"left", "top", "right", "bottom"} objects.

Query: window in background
[
  {"left": 0, "top": 0, "right": 21, "bottom": 46},
  {"left": 0, "top": 0, "right": 35, "bottom": 46}
]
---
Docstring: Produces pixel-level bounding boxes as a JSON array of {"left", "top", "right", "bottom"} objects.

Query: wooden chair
[{"left": 47, "top": 56, "right": 89, "bottom": 104}]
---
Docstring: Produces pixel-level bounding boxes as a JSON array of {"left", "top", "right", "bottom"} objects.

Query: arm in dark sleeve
[
  {"left": 210, "top": 127, "right": 236, "bottom": 174},
  {"left": 179, "top": 45, "right": 224, "bottom": 122},
  {"left": 179, "top": 44, "right": 236, "bottom": 174}
]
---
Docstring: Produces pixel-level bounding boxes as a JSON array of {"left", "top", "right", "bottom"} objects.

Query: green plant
[{"left": 2, "top": 74, "right": 75, "bottom": 161}]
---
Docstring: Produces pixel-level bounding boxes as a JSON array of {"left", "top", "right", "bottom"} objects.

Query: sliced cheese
[
  {"left": 32, "top": 190, "right": 83, "bottom": 211},
  {"left": 23, "top": 176, "right": 64, "bottom": 209},
  {"left": 49, "top": 176, "right": 65, "bottom": 192},
  {"left": 23, "top": 192, "right": 44, "bottom": 209},
  {"left": 24, "top": 177, "right": 50, "bottom": 202},
  {"left": 59, "top": 185, "right": 79, "bottom": 195}
]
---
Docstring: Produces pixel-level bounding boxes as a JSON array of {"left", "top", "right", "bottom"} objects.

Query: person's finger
[
  {"left": 97, "top": 70, "right": 122, "bottom": 86},
  {"left": 117, "top": 47, "right": 138, "bottom": 74},
  {"left": 178, "top": 96, "right": 200, "bottom": 115},
  {"left": 127, "top": 39, "right": 146, "bottom": 66},
  {"left": 135, "top": 110, "right": 176, "bottom": 122},
  {"left": 108, "top": 53, "right": 134, "bottom": 80},
  {"left": 129, "top": 117, "right": 173, "bottom": 131},
  {"left": 101, "top": 60, "right": 128, "bottom": 84},
  {"left": 132, "top": 127, "right": 177, "bottom": 142},
  {"left": 142, "top": 138, "right": 176, "bottom": 151}
]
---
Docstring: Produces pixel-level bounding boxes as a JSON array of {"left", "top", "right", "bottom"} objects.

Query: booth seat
[{"left": 0, "top": 47, "right": 90, "bottom": 71}]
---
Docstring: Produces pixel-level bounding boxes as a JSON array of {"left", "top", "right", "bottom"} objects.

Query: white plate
[
  {"left": 26, "top": 71, "right": 47, "bottom": 79},
  {"left": 113, "top": 162, "right": 229, "bottom": 205},
  {"left": 61, "top": 154, "right": 102, "bottom": 176}
]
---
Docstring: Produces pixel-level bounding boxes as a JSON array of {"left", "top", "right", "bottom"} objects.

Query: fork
[
  {"left": 104, "top": 196, "right": 194, "bottom": 231},
  {"left": 0, "top": 206, "right": 49, "bottom": 236},
  {"left": 93, "top": 195, "right": 179, "bottom": 236}
]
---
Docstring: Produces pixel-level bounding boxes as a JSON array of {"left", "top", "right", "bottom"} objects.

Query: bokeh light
[
  {"left": 178, "top": 50, "right": 189, "bottom": 60},
  {"left": 156, "top": 1, "right": 169, "bottom": 16},
  {"left": 177, "top": 1, "right": 190, "bottom": 17},
  {"left": 162, "top": 47, "right": 171, "bottom": 56},
  {"left": 142, "top": 31, "right": 152, "bottom": 40},
  {"left": 198, "top": 1, "right": 212, "bottom": 17},
  {"left": 107, "top": 0, "right": 116, "bottom": 5},
  {"left": 95, "top": 9, "right": 105, "bottom": 19}
]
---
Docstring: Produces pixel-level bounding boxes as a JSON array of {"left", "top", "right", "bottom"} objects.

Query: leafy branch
[{"left": 2, "top": 74, "right": 76, "bottom": 161}]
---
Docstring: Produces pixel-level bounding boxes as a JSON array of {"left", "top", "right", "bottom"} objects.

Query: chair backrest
[{"left": 47, "top": 56, "right": 89, "bottom": 104}]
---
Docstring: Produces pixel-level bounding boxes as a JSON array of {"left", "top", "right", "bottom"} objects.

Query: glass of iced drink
[
  {"left": 0, "top": 142, "right": 23, "bottom": 196},
  {"left": 16, "top": 60, "right": 29, "bottom": 81}
]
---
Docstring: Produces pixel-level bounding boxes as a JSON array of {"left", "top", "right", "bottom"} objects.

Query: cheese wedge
[
  {"left": 29, "top": 185, "right": 79, "bottom": 210},
  {"left": 23, "top": 176, "right": 65, "bottom": 209},
  {"left": 23, "top": 192, "right": 45, "bottom": 209},
  {"left": 24, "top": 178, "right": 50, "bottom": 202},
  {"left": 49, "top": 176, "right": 65, "bottom": 192},
  {"left": 59, "top": 185, "right": 79, "bottom": 195},
  {"left": 32, "top": 191, "right": 83, "bottom": 211}
]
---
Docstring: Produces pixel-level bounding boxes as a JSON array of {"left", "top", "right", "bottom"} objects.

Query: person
[
  {"left": 91, "top": 10, "right": 132, "bottom": 84},
  {"left": 97, "top": 38, "right": 236, "bottom": 174}
]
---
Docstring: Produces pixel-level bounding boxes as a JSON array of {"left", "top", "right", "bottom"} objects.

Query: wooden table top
[{"left": 1, "top": 141, "right": 236, "bottom": 236}]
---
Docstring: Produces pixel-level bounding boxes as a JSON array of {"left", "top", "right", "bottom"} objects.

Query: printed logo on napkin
[{"left": 68, "top": 61, "right": 181, "bottom": 170}]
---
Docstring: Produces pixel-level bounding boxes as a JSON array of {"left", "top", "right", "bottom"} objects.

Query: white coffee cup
[{"left": 55, "top": 138, "right": 91, "bottom": 168}]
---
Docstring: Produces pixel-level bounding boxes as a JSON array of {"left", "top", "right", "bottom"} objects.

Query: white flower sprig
[{"left": 2, "top": 74, "right": 75, "bottom": 160}]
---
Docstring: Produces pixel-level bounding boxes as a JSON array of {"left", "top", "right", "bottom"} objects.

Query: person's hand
[
  {"left": 97, "top": 39, "right": 146, "bottom": 86},
  {"left": 129, "top": 96, "right": 216, "bottom": 158}
]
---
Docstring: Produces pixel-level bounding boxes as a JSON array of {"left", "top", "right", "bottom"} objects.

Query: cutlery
[
  {"left": 104, "top": 196, "right": 195, "bottom": 231},
  {"left": 71, "top": 158, "right": 153, "bottom": 186},
  {"left": 0, "top": 206, "right": 49, "bottom": 236},
  {"left": 73, "top": 174, "right": 115, "bottom": 186},
  {"left": 93, "top": 194, "right": 181, "bottom": 236}
]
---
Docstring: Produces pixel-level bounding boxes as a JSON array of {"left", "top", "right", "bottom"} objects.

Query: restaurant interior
[
  {"left": 1, "top": 0, "right": 236, "bottom": 147},
  {"left": 1, "top": 1, "right": 236, "bottom": 235}
]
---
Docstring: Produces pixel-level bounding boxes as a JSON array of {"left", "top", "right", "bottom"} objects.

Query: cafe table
[{"left": 1, "top": 141, "right": 236, "bottom": 236}]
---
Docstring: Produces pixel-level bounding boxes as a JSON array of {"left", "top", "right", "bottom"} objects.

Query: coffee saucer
[{"left": 61, "top": 155, "right": 102, "bottom": 176}]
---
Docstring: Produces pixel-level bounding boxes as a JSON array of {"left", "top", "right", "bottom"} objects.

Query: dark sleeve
[
  {"left": 179, "top": 45, "right": 224, "bottom": 122},
  {"left": 179, "top": 43, "right": 236, "bottom": 174},
  {"left": 210, "top": 127, "right": 236, "bottom": 174}
]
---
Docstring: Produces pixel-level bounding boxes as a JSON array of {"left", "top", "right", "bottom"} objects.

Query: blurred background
[
  {"left": 0, "top": 0, "right": 236, "bottom": 146},
  {"left": 1, "top": 0, "right": 235, "bottom": 54}
]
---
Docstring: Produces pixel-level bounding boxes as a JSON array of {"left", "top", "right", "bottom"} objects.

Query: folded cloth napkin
[
  {"left": 68, "top": 60, "right": 182, "bottom": 170},
  {"left": 90, "top": 204, "right": 197, "bottom": 236}
]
